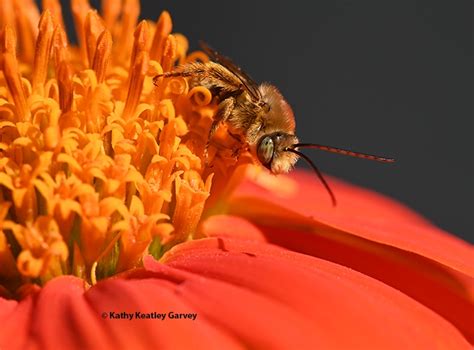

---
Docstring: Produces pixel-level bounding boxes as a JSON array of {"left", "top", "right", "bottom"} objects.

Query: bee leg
[
  {"left": 231, "top": 147, "right": 241, "bottom": 159},
  {"left": 226, "top": 131, "right": 243, "bottom": 159},
  {"left": 232, "top": 142, "right": 250, "bottom": 161},
  {"left": 227, "top": 130, "right": 243, "bottom": 143},
  {"left": 153, "top": 66, "right": 206, "bottom": 86},
  {"left": 153, "top": 71, "right": 192, "bottom": 86},
  {"left": 208, "top": 98, "right": 235, "bottom": 140},
  {"left": 204, "top": 98, "right": 235, "bottom": 163}
]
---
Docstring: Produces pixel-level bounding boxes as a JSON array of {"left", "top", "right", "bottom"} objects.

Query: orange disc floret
[{"left": 0, "top": 0, "right": 252, "bottom": 291}]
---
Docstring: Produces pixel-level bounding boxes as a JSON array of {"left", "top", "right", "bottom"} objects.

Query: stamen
[
  {"left": 161, "top": 34, "right": 177, "bottom": 73},
  {"left": 42, "top": 0, "right": 66, "bottom": 31},
  {"left": 0, "top": 24, "right": 17, "bottom": 61},
  {"left": 56, "top": 61, "right": 73, "bottom": 112},
  {"left": 115, "top": 0, "right": 140, "bottom": 64},
  {"left": 71, "top": 0, "right": 92, "bottom": 66},
  {"left": 174, "top": 34, "right": 189, "bottom": 64},
  {"left": 101, "top": 0, "right": 121, "bottom": 31},
  {"left": 92, "top": 29, "right": 112, "bottom": 83},
  {"left": 52, "top": 26, "right": 69, "bottom": 70},
  {"left": 0, "top": 0, "right": 15, "bottom": 29},
  {"left": 0, "top": 26, "right": 30, "bottom": 121},
  {"left": 122, "top": 50, "right": 149, "bottom": 120},
  {"left": 11, "top": 0, "right": 39, "bottom": 64},
  {"left": 32, "top": 10, "right": 54, "bottom": 95},
  {"left": 150, "top": 11, "right": 172, "bottom": 62},
  {"left": 129, "top": 20, "right": 149, "bottom": 73},
  {"left": 84, "top": 10, "right": 105, "bottom": 69},
  {"left": 52, "top": 26, "right": 73, "bottom": 111},
  {"left": 121, "top": 20, "right": 148, "bottom": 99}
]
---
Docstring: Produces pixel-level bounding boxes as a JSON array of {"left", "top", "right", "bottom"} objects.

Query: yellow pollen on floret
[{"left": 0, "top": 0, "right": 252, "bottom": 292}]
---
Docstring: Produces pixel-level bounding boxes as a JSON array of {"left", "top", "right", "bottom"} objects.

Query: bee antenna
[
  {"left": 285, "top": 148, "right": 337, "bottom": 206},
  {"left": 293, "top": 143, "right": 395, "bottom": 163}
]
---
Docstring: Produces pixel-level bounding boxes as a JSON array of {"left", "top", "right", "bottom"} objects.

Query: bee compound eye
[{"left": 257, "top": 136, "right": 274, "bottom": 166}]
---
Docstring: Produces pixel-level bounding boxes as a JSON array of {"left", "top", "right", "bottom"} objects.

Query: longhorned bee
[{"left": 155, "top": 42, "right": 394, "bottom": 205}]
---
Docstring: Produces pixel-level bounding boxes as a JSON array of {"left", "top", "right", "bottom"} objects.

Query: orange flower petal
[
  {"left": 0, "top": 276, "right": 243, "bottom": 349},
  {"left": 228, "top": 170, "right": 474, "bottom": 274},
  {"left": 154, "top": 239, "right": 468, "bottom": 349},
  {"left": 196, "top": 214, "right": 266, "bottom": 242},
  {"left": 0, "top": 277, "right": 112, "bottom": 349},
  {"left": 85, "top": 277, "right": 243, "bottom": 349},
  {"left": 226, "top": 170, "right": 474, "bottom": 342},
  {"left": 1, "top": 239, "right": 470, "bottom": 349}
]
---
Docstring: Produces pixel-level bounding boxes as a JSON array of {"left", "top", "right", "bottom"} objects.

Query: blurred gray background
[{"left": 50, "top": 0, "right": 472, "bottom": 243}]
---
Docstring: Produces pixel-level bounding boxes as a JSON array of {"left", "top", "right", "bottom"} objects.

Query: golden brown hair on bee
[
  {"left": 155, "top": 42, "right": 395, "bottom": 206},
  {"left": 155, "top": 43, "right": 301, "bottom": 173}
]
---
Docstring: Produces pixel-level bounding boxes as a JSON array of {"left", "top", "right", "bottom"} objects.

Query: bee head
[{"left": 257, "top": 132, "right": 299, "bottom": 174}]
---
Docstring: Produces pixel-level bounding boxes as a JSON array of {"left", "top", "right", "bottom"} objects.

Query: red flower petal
[
  {"left": 226, "top": 170, "right": 474, "bottom": 342},
  {"left": 229, "top": 170, "right": 473, "bottom": 275},
  {"left": 1, "top": 238, "right": 469, "bottom": 349},
  {"left": 196, "top": 214, "right": 266, "bottom": 242},
  {"left": 0, "top": 297, "right": 32, "bottom": 349},
  {"left": 0, "top": 275, "right": 243, "bottom": 349},
  {"left": 150, "top": 238, "right": 470, "bottom": 349},
  {"left": 0, "top": 277, "right": 113, "bottom": 349},
  {"left": 85, "top": 277, "right": 243, "bottom": 349},
  {"left": 256, "top": 224, "right": 474, "bottom": 343}
]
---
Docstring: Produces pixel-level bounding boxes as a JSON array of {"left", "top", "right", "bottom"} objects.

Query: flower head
[{"left": 0, "top": 0, "right": 250, "bottom": 289}]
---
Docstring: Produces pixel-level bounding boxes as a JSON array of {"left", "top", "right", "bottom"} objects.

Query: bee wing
[{"left": 200, "top": 41, "right": 262, "bottom": 102}]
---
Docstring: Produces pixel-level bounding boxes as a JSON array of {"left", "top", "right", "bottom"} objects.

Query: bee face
[{"left": 257, "top": 132, "right": 299, "bottom": 174}]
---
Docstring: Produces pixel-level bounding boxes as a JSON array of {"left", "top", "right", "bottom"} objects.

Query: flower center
[{"left": 0, "top": 1, "right": 252, "bottom": 294}]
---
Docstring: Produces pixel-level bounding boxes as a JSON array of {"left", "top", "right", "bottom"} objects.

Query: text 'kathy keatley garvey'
[{"left": 107, "top": 312, "right": 198, "bottom": 321}]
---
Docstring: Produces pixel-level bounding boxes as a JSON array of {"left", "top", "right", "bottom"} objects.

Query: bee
[{"left": 155, "top": 42, "right": 394, "bottom": 205}]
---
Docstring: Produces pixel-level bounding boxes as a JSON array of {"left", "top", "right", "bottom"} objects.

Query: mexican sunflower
[{"left": 0, "top": 1, "right": 472, "bottom": 349}]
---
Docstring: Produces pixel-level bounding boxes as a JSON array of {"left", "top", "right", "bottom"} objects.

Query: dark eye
[{"left": 257, "top": 136, "right": 274, "bottom": 165}]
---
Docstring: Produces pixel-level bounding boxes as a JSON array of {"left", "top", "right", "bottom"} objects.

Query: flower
[
  {"left": 225, "top": 170, "right": 474, "bottom": 345},
  {"left": 0, "top": 1, "right": 472, "bottom": 349},
  {"left": 0, "top": 0, "right": 249, "bottom": 288}
]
